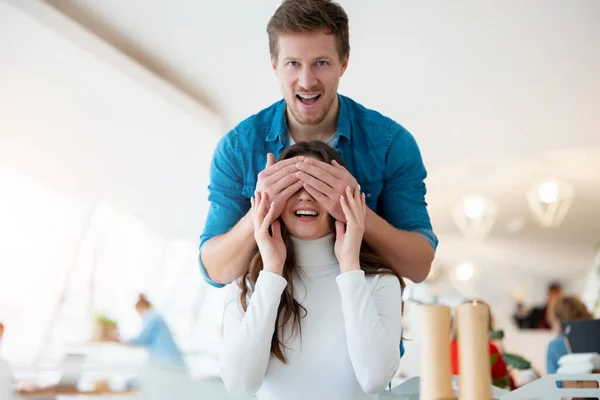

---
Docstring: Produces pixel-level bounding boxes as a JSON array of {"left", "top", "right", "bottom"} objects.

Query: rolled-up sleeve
[
  {"left": 380, "top": 127, "right": 438, "bottom": 250},
  {"left": 199, "top": 132, "right": 250, "bottom": 288}
]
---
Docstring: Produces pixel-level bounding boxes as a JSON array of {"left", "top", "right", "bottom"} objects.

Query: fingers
[
  {"left": 303, "top": 183, "right": 330, "bottom": 206},
  {"left": 257, "top": 157, "right": 304, "bottom": 197},
  {"left": 261, "top": 156, "right": 304, "bottom": 177},
  {"left": 296, "top": 161, "right": 338, "bottom": 186},
  {"left": 271, "top": 219, "right": 282, "bottom": 241},
  {"left": 255, "top": 191, "right": 270, "bottom": 225},
  {"left": 266, "top": 153, "right": 276, "bottom": 168},
  {"left": 270, "top": 166, "right": 301, "bottom": 193},
  {"left": 340, "top": 191, "right": 353, "bottom": 223},
  {"left": 277, "top": 180, "right": 304, "bottom": 202},
  {"left": 260, "top": 200, "right": 277, "bottom": 232},
  {"left": 361, "top": 190, "right": 366, "bottom": 216},
  {"left": 301, "top": 158, "right": 345, "bottom": 179},
  {"left": 331, "top": 159, "right": 345, "bottom": 170},
  {"left": 251, "top": 191, "right": 262, "bottom": 229},
  {"left": 347, "top": 185, "right": 362, "bottom": 220},
  {"left": 353, "top": 184, "right": 361, "bottom": 203},
  {"left": 296, "top": 171, "right": 334, "bottom": 199},
  {"left": 335, "top": 220, "right": 345, "bottom": 240}
]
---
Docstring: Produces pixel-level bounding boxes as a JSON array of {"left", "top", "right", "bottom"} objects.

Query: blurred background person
[
  {"left": 123, "top": 294, "right": 187, "bottom": 374},
  {"left": 546, "top": 295, "right": 594, "bottom": 374},
  {"left": 513, "top": 282, "right": 563, "bottom": 330}
]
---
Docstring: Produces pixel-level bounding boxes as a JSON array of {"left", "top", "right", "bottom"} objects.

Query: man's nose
[{"left": 298, "top": 66, "right": 317, "bottom": 89}]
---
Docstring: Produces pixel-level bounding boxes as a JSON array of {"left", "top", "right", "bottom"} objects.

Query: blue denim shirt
[{"left": 199, "top": 94, "right": 438, "bottom": 288}]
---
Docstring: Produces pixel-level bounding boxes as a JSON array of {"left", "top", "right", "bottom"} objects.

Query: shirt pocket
[{"left": 360, "top": 180, "right": 384, "bottom": 210}]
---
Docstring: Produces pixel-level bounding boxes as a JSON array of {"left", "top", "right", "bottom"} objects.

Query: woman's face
[{"left": 281, "top": 156, "right": 332, "bottom": 240}]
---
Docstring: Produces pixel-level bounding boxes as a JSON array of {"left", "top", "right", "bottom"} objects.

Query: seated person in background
[
  {"left": 546, "top": 295, "right": 593, "bottom": 374},
  {"left": 512, "top": 302, "right": 530, "bottom": 329},
  {"left": 0, "top": 323, "right": 16, "bottom": 400},
  {"left": 219, "top": 142, "right": 405, "bottom": 400},
  {"left": 450, "top": 301, "right": 516, "bottom": 390},
  {"left": 515, "top": 282, "right": 563, "bottom": 330},
  {"left": 124, "top": 294, "right": 186, "bottom": 373}
]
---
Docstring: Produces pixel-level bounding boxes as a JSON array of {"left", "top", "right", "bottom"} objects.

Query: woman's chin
[{"left": 289, "top": 228, "right": 332, "bottom": 241}]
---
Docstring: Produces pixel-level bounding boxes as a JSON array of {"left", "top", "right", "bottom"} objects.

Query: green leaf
[
  {"left": 492, "top": 376, "right": 510, "bottom": 389},
  {"left": 503, "top": 352, "right": 531, "bottom": 370},
  {"left": 490, "top": 354, "right": 498, "bottom": 366},
  {"left": 489, "top": 329, "right": 505, "bottom": 340},
  {"left": 94, "top": 313, "right": 117, "bottom": 327}
]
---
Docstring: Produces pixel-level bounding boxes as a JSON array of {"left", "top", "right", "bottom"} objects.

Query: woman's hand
[
  {"left": 251, "top": 191, "right": 287, "bottom": 275},
  {"left": 334, "top": 185, "right": 366, "bottom": 271}
]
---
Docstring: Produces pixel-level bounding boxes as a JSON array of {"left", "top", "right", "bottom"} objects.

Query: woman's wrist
[
  {"left": 339, "top": 258, "right": 361, "bottom": 273},
  {"left": 263, "top": 262, "right": 284, "bottom": 276}
]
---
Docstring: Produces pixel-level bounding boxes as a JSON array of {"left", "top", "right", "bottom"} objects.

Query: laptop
[
  {"left": 54, "top": 353, "right": 86, "bottom": 390},
  {"left": 561, "top": 318, "right": 600, "bottom": 354}
]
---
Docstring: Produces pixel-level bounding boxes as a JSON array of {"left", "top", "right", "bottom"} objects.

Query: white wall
[{"left": 0, "top": 0, "right": 224, "bottom": 367}]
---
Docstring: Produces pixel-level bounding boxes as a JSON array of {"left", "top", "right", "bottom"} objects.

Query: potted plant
[
  {"left": 93, "top": 313, "right": 119, "bottom": 342},
  {"left": 489, "top": 329, "right": 540, "bottom": 389}
]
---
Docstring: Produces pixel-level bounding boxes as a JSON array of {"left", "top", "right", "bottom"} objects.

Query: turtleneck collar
[{"left": 290, "top": 233, "right": 338, "bottom": 267}]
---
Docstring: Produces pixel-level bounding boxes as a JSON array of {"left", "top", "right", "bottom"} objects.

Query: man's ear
[
  {"left": 340, "top": 52, "right": 350, "bottom": 77},
  {"left": 271, "top": 56, "right": 278, "bottom": 77}
]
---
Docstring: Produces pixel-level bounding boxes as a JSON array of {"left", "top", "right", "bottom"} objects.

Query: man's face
[{"left": 272, "top": 30, "right": 348, "bottom": 126}]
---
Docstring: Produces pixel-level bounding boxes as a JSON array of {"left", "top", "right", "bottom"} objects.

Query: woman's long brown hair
[{"left": 239, "top": 141, "right": 406, "bottom": 363}]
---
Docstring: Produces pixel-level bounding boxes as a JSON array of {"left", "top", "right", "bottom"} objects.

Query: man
[
  {"left": 199, "top": 0, "right": 437, "bottom": 288},
  {"left": 515, "top": 282, "right": 563, "bottom": 330}
]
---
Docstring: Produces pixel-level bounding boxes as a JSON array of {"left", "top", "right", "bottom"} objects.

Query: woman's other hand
[
  {"left": 334, "top": 185, "right": 366, "bottom": 271},
  {"left": 251, "top": 191, "right": 287, "bottom": 275}
]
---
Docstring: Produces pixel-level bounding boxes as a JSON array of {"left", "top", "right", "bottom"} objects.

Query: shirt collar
[{"left": 266, "top": 94, "right": 352, "bottom": 145}]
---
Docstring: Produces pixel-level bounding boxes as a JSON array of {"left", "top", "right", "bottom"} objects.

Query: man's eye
[
  {"left": 287, "top": 61, "right": 298, "bottom": 67},
  {"left": 316, "top": 61, "right": 329, "bottom": 66}
]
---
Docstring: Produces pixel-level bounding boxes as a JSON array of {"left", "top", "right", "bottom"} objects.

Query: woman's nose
[{"left": 297, "top": 188, "right": 314, "bottom": 201}]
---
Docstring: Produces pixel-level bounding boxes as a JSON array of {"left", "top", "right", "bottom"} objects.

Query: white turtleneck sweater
[{"left": 219, "top": 234, "right": 403, "bottom": 400}]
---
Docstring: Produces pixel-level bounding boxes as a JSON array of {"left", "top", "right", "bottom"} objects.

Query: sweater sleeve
[
  {"left": 336, "top": 270, "right": 403, "bottom": 394},
  {"left": 219, "top": 271, "right": 287, "bottom": 396}
]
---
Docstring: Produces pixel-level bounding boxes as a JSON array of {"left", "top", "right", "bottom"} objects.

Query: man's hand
[
  {"left": 296, "top": 158, "right": 358, "bottom": 222},
  {"left": 256, "top": 153, "right": 305, "bottom": 219}
]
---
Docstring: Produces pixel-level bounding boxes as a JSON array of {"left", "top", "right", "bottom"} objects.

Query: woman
[
  {"left": 219, "top": 141, "right": 405, "bottom": 400},
  {"left": 125, "top": 294, "right": 186, "bottom": 373},
  {"left": 546, "top": 295, "right": 593, "bottom": 374}
]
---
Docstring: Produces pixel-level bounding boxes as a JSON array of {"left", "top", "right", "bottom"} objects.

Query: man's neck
[{"left": 287, "top": 96, "right": 339, "bottom": 143}]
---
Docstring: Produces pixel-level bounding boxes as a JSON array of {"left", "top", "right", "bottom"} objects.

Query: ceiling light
[
  {"left": 538, "top": 181, "right": 559, "bottom": 204},
  {"left": 453, "top": 195, "right": 497, "bottom": 240},
  {"left": 463, "top": 196, "right": 485, "bottom": 219},
  {"left": 527, "top": 179, "right": 574, "bottom": 227},
  {"left": 455, "top": 263, "right": 474, "bottom": 281}
]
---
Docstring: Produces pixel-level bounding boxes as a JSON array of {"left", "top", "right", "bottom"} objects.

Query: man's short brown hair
[{"left": 267, "top": 0, "right": 350, "bottom": 61}]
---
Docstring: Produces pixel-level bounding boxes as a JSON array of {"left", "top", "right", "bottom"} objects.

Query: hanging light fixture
[
  {"left": 453, "top": 194, "right": 498, "bottom": 240},
  {"left": 527, "top": 179, "right": 574, "bottom": 227},
  {"left": 455, "top": 262, "right": 474, "bottom": 281}
]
